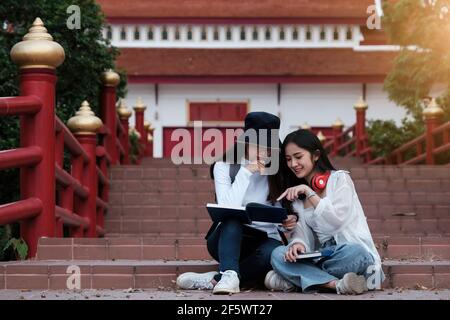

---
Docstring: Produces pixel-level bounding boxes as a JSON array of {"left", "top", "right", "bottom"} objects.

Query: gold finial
[
  {"left": 133, "top": 97, "right": 147, "bottom": 112},
  {"left": 423, "top": 98, "right": 444, "bottom": 120},
  {"left": 332, "top": 118, "right": 344, "bottom": 129},
  {"left": 10, "top": 17, "right": 65, "bottom": 69},
  {"left": 300, "top": 122, "right": 311, "bottom": 130},
  {"left": 129, "top": 126, "right": 141, "bottom": 139},
  {"left": 147, "top": 133, "right": 153, "bottom": 143},
  {"left": 67, "top": 101, "right": 103, "bottom": 135},
  {"left": 354, "top": 97, "right": 368, "bottom": 110},
  {"left": 317, "top": 131, "right": 326, "bottom": 143},
  {"left": 101, "top": 69, "right": 120, "bottom": 87},
  {"left": 117, "top": 98, "right": 132, "bottom": 119}
]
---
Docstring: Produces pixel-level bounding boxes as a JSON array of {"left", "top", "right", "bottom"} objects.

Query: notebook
[
  {"left": 295, "top": 248, "right": 334, "bottom": 260},
  {"left": 206, "top": 202, "right": 288, "bottom": 224}
]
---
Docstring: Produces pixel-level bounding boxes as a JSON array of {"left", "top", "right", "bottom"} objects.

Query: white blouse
[
  {"left": 289, "top": 170, "right": 382, "bottom": 270},
  {"left": 213, "top": 161, "right": 282, "bottom": 241}
]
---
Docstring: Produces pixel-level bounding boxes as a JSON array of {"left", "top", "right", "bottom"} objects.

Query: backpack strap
[
  {"left": 229, "top": 163, "right": 241, "bottom": 183},
  {"left": 206, "top": 163, "right": 242, "bottom": 240}
]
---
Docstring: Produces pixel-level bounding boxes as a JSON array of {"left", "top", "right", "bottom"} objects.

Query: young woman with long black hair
[{"left": 265, "top": 129, "right": 383, "bottom": 295}]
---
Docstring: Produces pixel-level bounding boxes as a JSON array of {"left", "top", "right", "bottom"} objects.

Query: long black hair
[
  {"left": 281, "top": 129, "right": 336, "bottom": 188},
  {"left": 280, "top": 129, "right": 337, "bottom": 214},
  {"left": 209, "top": 142, "right": 284, "bottom": 205}
]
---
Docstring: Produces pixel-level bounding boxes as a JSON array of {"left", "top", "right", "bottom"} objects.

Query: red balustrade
[
  {"left": 0, "top": 18, "right": 134, "bottom": 258},
  {"left": 368, "top": 99, "right": 449, "bottom": 165}
]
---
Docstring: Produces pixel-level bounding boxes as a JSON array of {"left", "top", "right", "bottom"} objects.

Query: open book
[{"left": 206, "top": 202, "right": 288, "bottom": 224}]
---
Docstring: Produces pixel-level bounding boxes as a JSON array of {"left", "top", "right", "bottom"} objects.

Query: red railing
[
  {"left": 368, "top": 120, "right": 450, "bottom": 165},
  {"left": 0, "top": 18, "right": 143, "bottom": 257},
  {"left": 322, "top": 99, "right": 373, "bottom": 164}
]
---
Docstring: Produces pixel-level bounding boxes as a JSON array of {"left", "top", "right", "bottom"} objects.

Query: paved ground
[{"left": 0, "top": 288, "right": 449, "bottom": 300}]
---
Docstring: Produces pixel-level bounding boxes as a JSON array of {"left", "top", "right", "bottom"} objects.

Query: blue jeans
[
  {"left": 207, "top": 219, "right": 282, "bottom": 286},
  {"left": 271, "top": 242, "right": 375, "bottom": 292}
]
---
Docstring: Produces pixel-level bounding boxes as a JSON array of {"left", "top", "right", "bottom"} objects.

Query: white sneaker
[
  {"left": 212, "top": 270, "right": 240, "bottom": 294},
  {"left": 335, "top": 272, "right": 368, "bottom": 295},
  {"left": 176, "top": 271, "right": 218, "bottom": 290},
  {"left": 264, "top": 270, "right": 295, "bottom": 292}
]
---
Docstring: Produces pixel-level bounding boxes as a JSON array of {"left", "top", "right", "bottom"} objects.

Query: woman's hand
[
  {"left": 282, "top": 215, "right": 297, "bottom": 231},
  {"left": 245, "top": 160, "right": 266, "bottom": 174},
  {"left": 277, "top": 185, "right": 313, "bottom": 202},
  {"left": 285, "top": 243, "right": 306, "bottom": 263}
]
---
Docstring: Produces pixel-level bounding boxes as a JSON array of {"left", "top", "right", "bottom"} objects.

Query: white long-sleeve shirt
[
  {"left": 213, "top": 161, "right": 282, "bottom": 241},
  {"left": 289, "top": 170, "right": 382, "bottom": 270}
]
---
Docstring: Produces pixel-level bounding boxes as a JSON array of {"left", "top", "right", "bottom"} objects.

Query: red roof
[
  {"left": 97, "top": 0, "right": 375, "bottom": 23},
  {"left": 116, "top": 48, "right": 396, "bottom": 83}
]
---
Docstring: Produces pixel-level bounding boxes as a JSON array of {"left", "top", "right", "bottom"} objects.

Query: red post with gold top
[
  {"left": 100, "top": 69, "right": 120, "bottom": 165},
  {"left": 423, "top": 98, "right": 444, "bottom": 165},
  {"left": 353, "top": 97, "right": 368, "bottom": 157},
  {"left": 144, "top": 120, "right": 154, "bottom": 157},
  {"left": 10, "top": 18, "right": 65, "bottom": 257},
  {"left": 67, "top": 101, "right": 103, "bottom": 237},
  {"left": 117, "top": 98, "right": 132, "bottom": 164},
  {"left": 331, "top": 118, "right": 344, "bottom": 156},
  {"left": 133, "top": 97, "right": 147, "bottom": 161}
]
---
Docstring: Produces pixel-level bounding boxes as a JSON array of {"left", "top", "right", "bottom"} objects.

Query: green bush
[{"left": 367, "top": 118, "right": 425, "bottom": 159}]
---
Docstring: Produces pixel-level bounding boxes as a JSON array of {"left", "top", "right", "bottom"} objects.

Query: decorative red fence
[
  {"left": 322, "top": 97, "right": 373, "bottom": 163},
  {"left": 368, "top": 100, "right": 449, "bottom": 165},
  {"left": 0, "top": 18, "right": 151, "bottom": 258}
]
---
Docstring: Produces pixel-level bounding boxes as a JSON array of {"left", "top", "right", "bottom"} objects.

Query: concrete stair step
[{"left": 1, "top": 258, "right": 449, "bottom": 290}]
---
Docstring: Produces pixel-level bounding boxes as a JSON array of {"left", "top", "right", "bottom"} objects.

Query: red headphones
[{"left": 310, "top": 171, "right": 331, "bottom": 192}]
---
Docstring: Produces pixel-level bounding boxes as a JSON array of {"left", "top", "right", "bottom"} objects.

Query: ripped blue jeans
[{"left": 271, "top": 241, "right": 376, "bottom": 292}]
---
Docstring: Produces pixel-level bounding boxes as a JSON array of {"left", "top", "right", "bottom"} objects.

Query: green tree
[
  {"left": 366, "top": 0, "right": 450, "bottom": 159},
  {"left": 382, "top": 0, "right": 450, "bottom": 122},
  {"left": 0, "top": 0, "right": 127, "bottom": 259}
]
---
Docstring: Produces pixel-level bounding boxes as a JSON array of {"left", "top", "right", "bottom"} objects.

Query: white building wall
[{"left": 124, "top": 83, "right": 406, "bottom": 158}]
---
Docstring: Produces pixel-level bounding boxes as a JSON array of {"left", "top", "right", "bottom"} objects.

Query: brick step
[
  {"left": 103, "top": 217, "right": 450, "bottom": 236},
  {"left": 36, "top": 237, "right": 209, "bottom": 261},
  {"left": 109, "top": 193, "right": 215, "bottom": 206},
  {"left": 1, "top": 259, "right": 449, "bottom": 290},
  {"left": 368, "top": 218, "right": 450, "bottom": 235},
  {"left": 357, "top": 192, "right": 450, "bottom": 206},
  {"left": 374, "top": 236, "right": 450, "bottom": 260},
  {"left": 0, "top": 260, "right": 214, "bottom": 290},
  {"left": 354, "top": 179, "right": 450, "bottom": 192},
  {"left": 36, "top": 236, "right": 450, "bottom": 262},
  {"left": 109, "top": 178, "right": 450, "bottom": 193},
  {"left": 108, "top": 205, "right": 208, "bottom": 219},
  {"left": 109, "top": 166, "right": 450, "bottom": 181},
  {"left": 108, "top": 191, "right": 450, "bottom": 206},
  {"left": 362, "top": 205, "right": 450, "bottom": 219},
  {"left": 109, "top": 167, "right": 211, "bottom": 180},
  {"left": 104, "top": 218, "right": 211, "bottom": 235},
  {"left": 107, "top": 204, "right": 448, "bottom": 220},
  {"left": 109, "top": 180, "right": 214, "bottom": 193}
]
